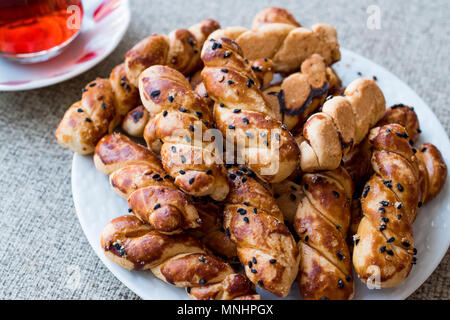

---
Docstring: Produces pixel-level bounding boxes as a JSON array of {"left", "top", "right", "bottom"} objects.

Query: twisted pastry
[
  {"left": 55, "top": 19, "right": 219, "bottom": 155},
  {"left": 188, "top": 197, "right": 238, "bottom": 261},
  {"left": 94, "top": 133, "right": 200, "bottom": 234},
  {"left": 353, "top": 124, "right": 421, "bottom": 287},
  {"left": 377, "top": 104, "right": 420, "bottom": 144},
  {"left": 201, "top": 37, "right": 300, "bottom": 183},
  {"left": 55, "top": 64, "right": 140, "bottom": 154},
  {"left": 139, "top": 65, "right": 229, "bottom": 201},
  {"left": 298, "top": 78, "right": 386, "bottom": 172},
  {"left": 223, "top": 166, "right": 299, "bottom": 297},
  {"left": 263, "top": 53, "right": 342, "bottom": 132},
  {"left": 101, "top": 215, "right": 259, "bottom": 300},
  {"left": 125, "top": 19, "right": 220, "bottom": 86},
  {"left": 208, "top": 7, "right": 340, "bottom": 73},
  {"left": 293, "top": 167, "right": 354, "bottom": 300}
]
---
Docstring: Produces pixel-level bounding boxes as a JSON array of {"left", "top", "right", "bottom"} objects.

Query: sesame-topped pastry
[
  {"left": 208, "top": 7, "right": 340, "bottom": 73},
  {"left": 101, "top": 215, "right": 259, "bottom": 300},
  {"left": 56, "top": 19, "right": 220, "bottom": 155},
  {"left": 377, "top": 104, "right": 421, "bottom": 144},
  {"left": 139, "top": 65, "right": 229, "bottom": 201},
  {"left": 94, "top": 133, "right": 200, "bottom": 235},
  {"left": 222, "top": 166, "right": 299, "bottom": 297},
  {"left": 201, "top": 37, "right": 300, "bottom": 183}
]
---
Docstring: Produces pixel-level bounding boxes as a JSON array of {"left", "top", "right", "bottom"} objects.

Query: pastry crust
[
  {"left": 201, "top": 37, "right": 300, "bottom": 183},
  {"left": 223, "top": 166, "right": 299, "bottom": 297},
  {"left": 139, "top": 65, "right": 229, "bottom": 201},
  {"left": 94, "top": 133, "right": 200, "bottom": 234},
  {"left": 101, "top": 215, "right": 259, "bottom": 300}
]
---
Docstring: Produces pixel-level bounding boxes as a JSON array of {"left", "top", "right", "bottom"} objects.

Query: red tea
[{"left": 0, "top": 0, "right": 83, "bottom": 55}]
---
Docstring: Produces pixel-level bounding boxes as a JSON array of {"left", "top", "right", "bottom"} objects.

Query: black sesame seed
[
  {"left": 198, "top": 257, "right": 206, "bottom": 263},
  {"left": 363, "top": 186, "right": 370, "bottom": 198},
  {"left": 153, "top": 203, "right": 161, "bottom": 210},
  {"left": 237, "top": 208, "right": 247, "bottom": 215},
  {"left": 171, "top": 146, "right": 176, "bottom": 153},
  {"left": 386, "top": 249, "right": 394, "bottom": 256},
  {"left": 243, "top": 217, "right": 249, "bottom": 223},
  {"left": 223, "top": 51, "right": 231, "bottom": 58},
  {"left": 229, "top": 173, "right": 236, "bottom": 179},
  {"left": 380, "top": 200, "right": 389, "bottom": 206},
  {"left": 227, "top": 80, "right": 234, "bottom": 85},
  {"left": 211, "top": 42, "right": 219, "bottom": 50},
  {"left": 179, "top": 108, "right": 187, "bottom": 113},
  {"left": 379, "top": 207, "right": 386, "bottom": 213},
  {"left": 258, "top": 280, "right": 264, "bottom": 287},
  {"left": 163, "top": 110, "right": 168, "bottom": 117},
  {"left": 77, "top": 108, "right": 83, "bottom": 113},
  {"left": 336, "top": 225, "right": 341, "bottom": 230},
  {"left": 281, "top": 124, "right": 287, "bottom": 130},
  {"left": 269, "top": 259, "right": 277, "bottom": 264},
  {"left": 338, "top": 279, "right": 344, "bottom": 289},
  {"left": 332, "top": 191, "right": 340, "bottom": 198},
  {"left": 397, "top": 214, "right": 403, "bottom": 220},
  {"left": 150, "top": 90, "right": 160, "bottom": 97},
  {"left": 128, "top": 208, "right": 132, "bottom": 213},
  {"left": 387, "top": 237, "right": 395, "bottom": 243},
  {"left": 379, "top": 224, "right": 387, "bottom": 231},
  {"left": 253, "top": 208, "right": 257, "bottom": 214},
  {"left": 242, "top": 118, "right": 249, "bottom": 124},
  {"left": 189, "top": 178, "right": 195, "bottom": 185},
  {"left": 379, "top": 246, "right": 386, "bottom": 253},
  {"left": 206, "top": 169, "right": 212, "bottom": 175},
  {"left": 397, "top": 183, "right": 404, "bottom": 192},
  {"left": 225, "top": 228, "right": 230, "bottom": 236},
  {"left": 220, "top": 103, "right": 225, "bottom": 108},
  {"left": 413, "top": 248, "right": 418, "bottom": 255},
  {"left": 85, "top": 117, "right": 92, "bottom": 122},
  {"left": 186, "top": 287, "right": 191, "bottom": 293},
  {"left": 229, "top": 125, "right": 235, "bottom": 130},
  {"left": 189, "top": 125, "right": 195, "bottom": 132},
  {"left": 168, "top": 95, "right": 174, "bottom": 102},
  {"left": 243, "top": 202, "right": 249, "bottom": 206},
  {"left": 199, "top": 279, "right": 206, "bottom": 284},
  {"left": 251, "top": 269, "right": 257, "bottom": 274},
  {"left": 337, "top": 252, "right": 344, "bottom": 260},
  {"left": 252, "top": 257, "right": 257, "bottom": 264},
  {"left": 274, "top": 193, "right": 280, "bottom": 199},
  {"left": 101, "top": 102, "right": 106, "bottom": 110},
  {"left": 396, "top": 202, "right": 403, "bottom": 209},
  {"left": 81, "top": 88, "right": 88, "bottom": 92},
  {"left": 418, "top": 201, "right": 423, "bottom": 208},
  {"left": 395, "top": 132, "right": 409, "bottom": 139},
  {"left": 241, "top": 177, "right": 247, "bottom": 183},
  {"left": 246, "top": 78, "right": 255, "bottom": 87},
  {"left": 248, "top": 261, "right": 252, "bottom": 268},
  {"left": 304, "top": 235, "right": 309, "bottom": 242},
  {"left": 381, "top": 217, "right": 389, "bottom": 223},
  {"left": 180, "top": 155, "right": 186, "bottom": 163},
  {"left": 179, "top": 170, "right": 185, "bottom": 175},
  {"left": 152, "top": 174, "right": 160, "bottom": 179},
  {"left": 402, "top": 241, "right": 411, "bottom": 247},
  {"left": 233, "top": 109, "right": 241, "bottom": 113}
]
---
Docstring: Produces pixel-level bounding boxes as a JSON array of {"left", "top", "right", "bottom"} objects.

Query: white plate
[
  {"left": 72, "top": 48, "right": 450, "bottom": 300},
  {"left": 0, "top": 0, "right": 130, "bottom": 91}
]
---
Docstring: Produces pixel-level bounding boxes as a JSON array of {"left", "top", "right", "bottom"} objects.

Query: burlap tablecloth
[{"left": 0, "top": 0, "right": 448, "bottom": 299}]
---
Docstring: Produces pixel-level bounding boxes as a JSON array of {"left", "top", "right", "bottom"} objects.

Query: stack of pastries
[{"left": 55, "top": 7, "right": 447, "bottom": 300}]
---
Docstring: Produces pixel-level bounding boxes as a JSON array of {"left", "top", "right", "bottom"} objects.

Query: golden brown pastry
[
  {"left": 293, "top": 167, "right": 354, "bottom": 300},
  {"left": 125, "top": 19, "right": 220, "bottom": 86},
  {"left": 416, "top": 143, "right": 447, "bottom": 203},
  {"left": 139, "top": 65, "right": 229, "bottom": 201},
  {"left": 201, "top": 37, "right": 300, "bottom": 183},
  {"left": 223, "top": 166, "right": 299, "bottom": 297},
  {"left": 377, "top": 104, "right": 420, "bottom": 144},
  {"left": 121, "top": 105, "right": 150, "bottom": 137},
  {"left": 209, "top": 7, "right": 340, "bottom": 73},
  {"left": 94, "top": 133, "right": 200, "bottom": 234},
  {"left": 299, "top": 78, "right": 386, "bottom": 172},
  {"left": 56, "top": 19, "right": 220, "bottom": 155},
  {"left": 55, "top": 64, "right": 140, "bottom": 154},
  {"left": 263, "top": 54, "right": 342, "bottom": 133},
  {"left": 188, "top": 197, "right": 238, "bottom": 261},
  {"left": 101, "top": 215, "right": 259, "bottom": 300},
  {"left": 353, "top": 124, "right": 420, "bottom": 287}
]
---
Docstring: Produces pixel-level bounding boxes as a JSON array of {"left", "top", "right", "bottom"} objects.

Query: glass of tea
[{"left": 0, "top": 0, "right": 83, "bottom": 63}]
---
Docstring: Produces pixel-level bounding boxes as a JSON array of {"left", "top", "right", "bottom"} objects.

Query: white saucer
[
  {"left": 0, "top": 0, "right": 130, "bottom": 91},
  {"left": 72, "top": 48, "right": 450, "bottom": 300}
]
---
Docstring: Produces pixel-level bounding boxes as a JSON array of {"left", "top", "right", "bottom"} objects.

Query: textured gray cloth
[{"left": 0, "top": 0, "right": 449, "bottom": 300}]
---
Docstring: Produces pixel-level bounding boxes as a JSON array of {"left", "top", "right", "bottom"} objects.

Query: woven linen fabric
[{"left": 0, "top": 0, "right": 448, "bottom": 300}]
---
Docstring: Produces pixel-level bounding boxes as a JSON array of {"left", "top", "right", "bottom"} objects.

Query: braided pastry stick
[
  {"left": 208, "top": 7, "right": 340, "bottom": 73},
  {"left": 55, "top": 19, "right": 219, "bottom": 155},
  {"left": 353, "top": 124, "right": 422, "bottom": 287},
  {"left": 298, "top": 78, "right": 386, "bottom": 172},
  {"left": 294, "top": 167, "right": 354, "bottom": 300},
  {"left": 223, "top": 166, "right": 299, "bottom": 297},
  {"left": 94, "top": 133, "right": 200, "bottom": 234},
  {"left": 263, "top": 53, "right": 342, "bottom": 133},
  {"left": 139, "top": 65, "right": 229, "bottom": 201},
  {"left": 125, "top": 19, "right": 220, "bottom": 87},
  {"left": 201, "top": 37, "right": 300, "bottom": 183},
  {"left": 101, "top": 215, "right": 259, "bottom": 300}
]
